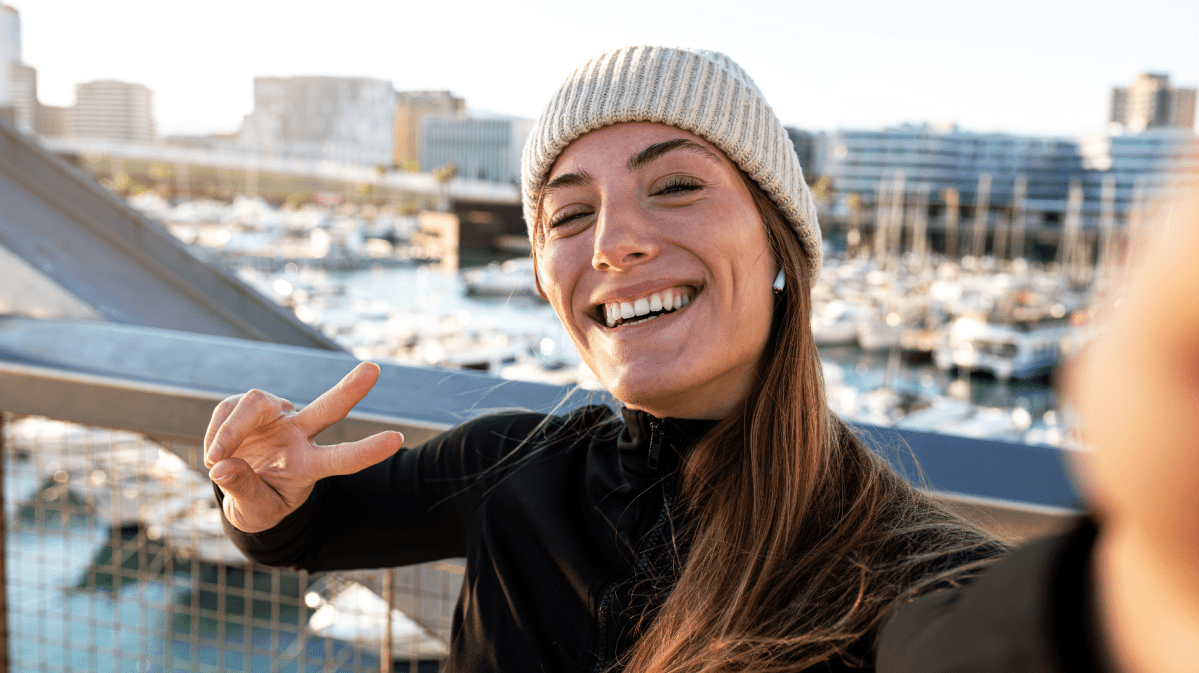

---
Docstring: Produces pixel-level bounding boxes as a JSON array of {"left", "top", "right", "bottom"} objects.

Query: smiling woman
[
  {"left": 534, "top": 123, "right": 778, "bottom": 419},
  {"left": 202, "top": 45, "right": 1187, "bottom": 673}
]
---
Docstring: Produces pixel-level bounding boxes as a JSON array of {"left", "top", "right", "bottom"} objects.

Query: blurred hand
[
  {"left": 1068, "top": 190, "right": 1199, "bottom": 673},
  {"left": 204, "top": 362, "right": 404, "bottom": 533}
]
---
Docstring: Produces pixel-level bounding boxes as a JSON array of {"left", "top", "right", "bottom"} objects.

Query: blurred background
[{"left": 0, "top": 1, "right": 1195, "bottom": 671}]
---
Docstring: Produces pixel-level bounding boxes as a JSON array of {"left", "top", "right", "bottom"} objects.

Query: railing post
[
  {"left": 0, "top": 412, "right": 9, "bottom": 673},
  {"left": 381, "top": 567, "right": 393, "bottom": 673}
]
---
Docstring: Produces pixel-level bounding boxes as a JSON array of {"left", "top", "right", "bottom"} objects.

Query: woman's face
[{"left": 536, "top": 122, "right": 777, "bottom": 419}]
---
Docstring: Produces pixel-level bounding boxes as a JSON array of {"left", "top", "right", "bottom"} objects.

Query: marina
[{"left": 121, "top": 193, "right": 1095, "bottom": 449}]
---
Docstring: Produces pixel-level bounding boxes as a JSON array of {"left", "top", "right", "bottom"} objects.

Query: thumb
[{"left": 312, "top": 430, "right": 405, "bottom": 477}]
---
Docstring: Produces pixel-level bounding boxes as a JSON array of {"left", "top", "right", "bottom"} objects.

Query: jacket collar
[{"left": 617, "top": 407, "right": 719, "bottom": 472}]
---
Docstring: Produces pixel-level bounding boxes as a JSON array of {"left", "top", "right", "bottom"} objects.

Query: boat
[
  {"left": 934, "top": 314, "right": 1072, "bottom": 380},
  {"left": 306, "top": 578, "right": 449, "bottom": 658},
  {"left": 856, "top": 311, "right": 903, "bottom": 352},
  {"left": 811, "top": 299, "right": 870, "bottom": 347},
  {"left": 461, "top": 258, "right": 540, "bottom": 298}
]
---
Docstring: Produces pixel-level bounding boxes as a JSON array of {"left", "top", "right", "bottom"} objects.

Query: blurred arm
[{"left": 1071, "top": 190, "right": 1199, "bottom": 673}]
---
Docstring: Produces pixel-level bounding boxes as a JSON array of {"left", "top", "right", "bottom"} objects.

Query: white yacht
[
  {"left": 934, "top": 314, "right": 1072, "bottom": 380},
  {"left": 462, "top": 258, "right": 540, "bottom": 298}
]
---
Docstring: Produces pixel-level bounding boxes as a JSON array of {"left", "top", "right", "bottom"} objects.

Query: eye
[
  {"left": 653, "top": 175, "right": 703, "bottom": 196},
  {"left": 547, "top": 206, "right": 592, "bottom": 229}
]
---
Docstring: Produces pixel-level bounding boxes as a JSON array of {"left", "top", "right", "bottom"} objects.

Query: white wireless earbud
[{"left": 772, "top": 268, "right": 785, "bottom": 293}]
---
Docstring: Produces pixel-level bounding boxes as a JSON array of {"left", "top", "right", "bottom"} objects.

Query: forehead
[{"left": 547, "top": 122, "right": 730, "bottom": 180}]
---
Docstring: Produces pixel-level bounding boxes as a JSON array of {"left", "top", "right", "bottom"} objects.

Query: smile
[{"left": 599, "top": 287, "right": 696, "bottom": 328}]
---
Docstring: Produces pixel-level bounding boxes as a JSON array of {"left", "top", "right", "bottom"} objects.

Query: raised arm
[{"left": 1071, "top": 190, "right": 1199, "bottom": 673}]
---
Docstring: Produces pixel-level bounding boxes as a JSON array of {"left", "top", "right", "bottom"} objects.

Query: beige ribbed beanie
[{"left": 521, "top": 45, "right": 822, "bottom": 280}]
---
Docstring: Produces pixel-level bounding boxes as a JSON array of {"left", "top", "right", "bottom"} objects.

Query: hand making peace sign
[{"left": 204, "top": 362, "right": 405, "bottom": 533}]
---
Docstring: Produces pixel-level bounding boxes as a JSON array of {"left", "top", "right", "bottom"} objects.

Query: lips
[{"left": 599, "top": 287, "right": 696, "bottom": 328}]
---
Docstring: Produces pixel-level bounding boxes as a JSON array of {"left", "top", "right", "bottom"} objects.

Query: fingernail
[
  {"left": 209, "top": 462, "right": 234, "bottom": 484},
  {"left": 207, "top": 443, "right": 222, "bottom": 463}
]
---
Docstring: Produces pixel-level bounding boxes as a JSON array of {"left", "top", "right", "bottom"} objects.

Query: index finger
[
  {"left": 293, "top": 362, "right": 381, "bottom": 437},
  {"left": 204, "top": 395, "right": 240, "bottom": 467}
]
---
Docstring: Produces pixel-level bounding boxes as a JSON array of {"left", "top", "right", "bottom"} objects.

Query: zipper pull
[{"left": 647, "top": 420, "right": 662, "bottom": 470}]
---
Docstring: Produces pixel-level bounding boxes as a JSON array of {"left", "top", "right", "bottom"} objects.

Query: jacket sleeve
[
  {"left": 216, "top": 411, "right": 554, "bottom": 572},
  {"left": 877, "top": 517, "right": 1114, "bottom": 673}
]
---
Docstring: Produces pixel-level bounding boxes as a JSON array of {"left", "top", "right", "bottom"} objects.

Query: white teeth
[{"left": 601, "top": 288, "right": 695, "bottom": 328}]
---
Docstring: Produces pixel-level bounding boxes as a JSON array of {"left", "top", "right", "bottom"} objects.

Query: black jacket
[{"left": 219, "top": 404, "right": 1107, "bottom": 673}]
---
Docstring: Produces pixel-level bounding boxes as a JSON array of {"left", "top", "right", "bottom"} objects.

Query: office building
[
  {"left": 238, "top": 76, "right": 396, "bottom": 166},
  {"left": 1, "top": 4, "right": 35, "bottom": 133},
  {"left": 394, "top": 90, "right": 465, "bottom": 170},
  {"left": 785, "top": 127, "right": 817, "bottom": 181},
  {"left": 1077, "top": 129, "right": 1199, "bottom": 219},
  {"left": 1110, "top": 73, "right": 1196, "bottom": 132},
  {"left": 0, "top": 4, "right": 19, "bottom": 123},
  {"left": 7, "top": 60, "right": 33, "bottom": 132},
  {"left": 819, "top": 125, "right": 1081, "bottom": 216},
  {"left": 34, "top": 102, "right": 68, "bottom": 138},
  {"left": 70, "top": 79, "right": 155, "bottom": 143},
  {"left": 420, "top": 115, "right": 533, "bottom": 185}
]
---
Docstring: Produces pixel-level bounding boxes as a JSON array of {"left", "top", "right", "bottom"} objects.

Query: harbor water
[{"left": 236, "top": 261, "right": 1063, "bottom": 441}]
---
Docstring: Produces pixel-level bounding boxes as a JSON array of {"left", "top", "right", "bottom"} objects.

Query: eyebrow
[
  {"left": 540, "top": 138, "right": 721, "bottom": 199},
  {"left": 541, "top": 170, "right": 594, "bottom": 198},
  {"left": 626, "top": 138, "right": 722, "bottom": 170}
]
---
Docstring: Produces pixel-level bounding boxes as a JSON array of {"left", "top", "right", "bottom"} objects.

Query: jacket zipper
[
  {"left": 593, "top": 422, "right": 673, "bottom": 672},
  {"left": 592, "top": 577, "right": 617, "bottom": 673},
  {"left": 646, "top": 420, "right": 662, "bottom": 470}
]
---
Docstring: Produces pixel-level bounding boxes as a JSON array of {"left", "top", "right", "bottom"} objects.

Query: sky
[{"left": 11, "top": 0, "right": 1199, "bottom": 138}]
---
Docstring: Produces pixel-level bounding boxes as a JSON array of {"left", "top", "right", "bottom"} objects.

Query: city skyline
[{"left": 10, "top": 0, "right": 1199, "bottom": 138}]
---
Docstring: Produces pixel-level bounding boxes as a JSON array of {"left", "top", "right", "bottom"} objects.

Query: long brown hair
[
  {"left": 532, "top": 168, "right": 1005, "bottom": 672},
  {"left": 613, "top": 174, "right": 1006, "bottom": 672}
]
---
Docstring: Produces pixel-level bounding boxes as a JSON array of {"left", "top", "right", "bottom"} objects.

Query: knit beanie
[{"left": 521, "top": 45, "right": 822, "bottom": 280}]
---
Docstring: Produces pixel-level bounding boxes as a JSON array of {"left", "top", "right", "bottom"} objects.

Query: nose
[{"left": 591, "top": 203, "right": 661, "bottom": 272}]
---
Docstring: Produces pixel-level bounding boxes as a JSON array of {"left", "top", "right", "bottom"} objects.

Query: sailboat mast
[
  {"left": 1010, "top": 174, "right": 1027, "bottom": 261},
  {"left": 888, "top": 170, "right": 906, "bottom": 269},
  {"left": 1059, "top": 179, "right": 1086, "bottom": 284},
  {"left": 874, "top": 175, "right": 890, "bottom": 264},
  {"left": 1098, "top": 174, "right": 1117, "bottom": 280},
  {"left": 943, "top": 187, "right": 960, "bottom": 259},
  {"left": 909, "top": 181, "right": 931, "bottom": 267},
  {"left": 970, "top": 172, "right": 992, "bottom": 259}
]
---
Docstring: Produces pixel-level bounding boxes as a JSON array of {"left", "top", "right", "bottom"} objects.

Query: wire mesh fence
[{"left": 0, "top": 412, "right": 458, "bottom": 673}]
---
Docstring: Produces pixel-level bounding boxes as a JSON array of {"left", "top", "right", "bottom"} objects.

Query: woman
[{"left": 206, "top": 47, "right": 1199, "bottom": 672}]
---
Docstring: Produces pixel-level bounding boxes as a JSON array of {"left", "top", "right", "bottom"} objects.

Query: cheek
[
  {"left": 537, "top": 244, "right": 587, "bottom": 324},
  {"left": 735, "top": 285, "right": 776, "bottom": 355}
]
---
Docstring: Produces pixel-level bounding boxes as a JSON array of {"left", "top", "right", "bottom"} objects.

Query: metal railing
[
  {"left": 0, "top": 317, "right": 1083, "bottom": 672},
  {"left": 0, "top": 414, "right": 455, "bottom": 672}
]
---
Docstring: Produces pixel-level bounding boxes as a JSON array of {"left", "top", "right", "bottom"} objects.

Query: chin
[
  {"left": 596, "top": 367, "right": 674, "bottom": 413},
  {"left": 604, "top": 373, "right": 730, "bottom": 420}
]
